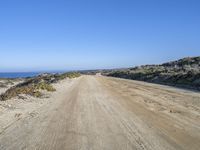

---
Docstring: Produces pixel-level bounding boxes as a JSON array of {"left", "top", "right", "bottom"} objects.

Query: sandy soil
[{"left": 0, "top": 75, "right": 199, "bottom": 150}]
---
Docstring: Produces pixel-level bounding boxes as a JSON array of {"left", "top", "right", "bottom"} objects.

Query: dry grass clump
[
  {"left": 0, "top": 85, "right": 42, "bottom": 100},
  {"left": 35, "top": 82, "right": 56, "bottom": 92},
  {"left": 0, "top": 81, "right": 54, "bottom": 101}
]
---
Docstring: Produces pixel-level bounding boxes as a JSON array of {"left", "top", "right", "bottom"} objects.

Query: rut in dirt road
[{"left": 0, "top": 76, "right": 200, "bottom": 150}]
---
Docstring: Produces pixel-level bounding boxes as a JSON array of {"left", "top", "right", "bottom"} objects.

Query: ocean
[
  {"left": 0, "top": 72, "right": 41, "bottom": 78},
  {"left": 0, "top": 71, "right": 69, "bottom": 78}
]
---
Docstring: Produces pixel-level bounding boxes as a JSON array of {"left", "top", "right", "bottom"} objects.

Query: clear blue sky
[{"left": 0, "top": 0, "right": 199, "bottom": 72}]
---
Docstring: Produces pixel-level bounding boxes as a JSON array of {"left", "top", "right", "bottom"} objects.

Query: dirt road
[{"left": 0, "top": 75, "right": 200, "bottom": 150}]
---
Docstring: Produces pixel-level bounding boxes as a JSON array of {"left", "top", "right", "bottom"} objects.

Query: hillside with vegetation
[{"left": 105, "top": 57, "right": 200, "bottom": 91}]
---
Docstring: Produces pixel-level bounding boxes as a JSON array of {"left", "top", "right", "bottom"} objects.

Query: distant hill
[{"left": 105, "top": 56, "right": 200, "bottom": 91}]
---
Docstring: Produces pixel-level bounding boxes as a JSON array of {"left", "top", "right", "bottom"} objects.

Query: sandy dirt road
[{"left": 0, "top": 75, "right": 200, "bottom": 150}]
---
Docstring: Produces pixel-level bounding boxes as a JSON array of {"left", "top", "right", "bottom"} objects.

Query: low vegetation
[
  {"left": 0, "top": 72, "right": 81, "bottom": 101},
  {"left": 105, "top": 57, "right": 200, "bottom": 91},
  {"left": 54, "top": 72, "right": 81, "bottom": 80}
]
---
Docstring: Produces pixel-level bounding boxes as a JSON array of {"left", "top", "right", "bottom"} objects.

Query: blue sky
[{"left": 0, "top": 0, "right": 199, "bottom": 72}]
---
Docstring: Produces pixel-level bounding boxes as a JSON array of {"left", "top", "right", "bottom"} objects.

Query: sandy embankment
[
  {"left": 0, "top": 79, "right": 23, "bottom": 95},
  {"left": 0, "top": 78, "right": 75, "bottom": 134}
]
